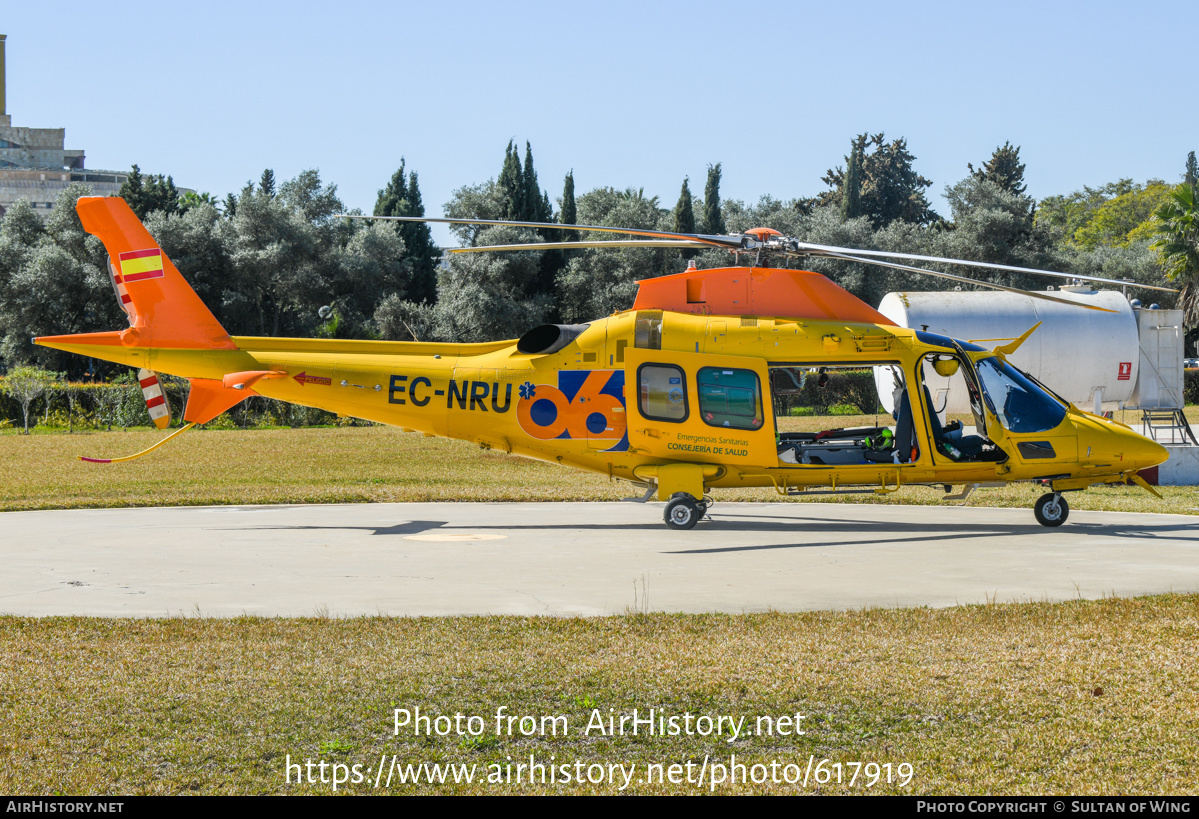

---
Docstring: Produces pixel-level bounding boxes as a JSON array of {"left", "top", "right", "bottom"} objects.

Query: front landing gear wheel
[
  {"left": 664, "top": 493, "right": 702, "bottom": 530},
  {"left": 1034, "top": 492, "right": 1069, "bottom": 527}
]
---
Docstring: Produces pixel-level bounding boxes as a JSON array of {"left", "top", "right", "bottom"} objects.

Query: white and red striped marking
[
  {"left": 138, "top": 368, "right": 172, "bottom": 430},
  {"left": 107, "top": 260, "right": 137, "bottom": 325}
]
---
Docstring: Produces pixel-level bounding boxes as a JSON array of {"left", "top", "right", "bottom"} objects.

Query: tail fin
[
  {"left": 76, "top": 196, "right": 235, "bottom": 350},
  {"left": 38, "top": 197, "right": 253, "bottom": 440}
]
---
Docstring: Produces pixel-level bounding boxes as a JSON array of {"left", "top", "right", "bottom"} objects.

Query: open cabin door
[{"left": 625, "top": 348, "right": 777, "bottom": 468}]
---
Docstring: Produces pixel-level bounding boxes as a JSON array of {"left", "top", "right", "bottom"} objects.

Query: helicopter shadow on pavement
[{"left": 216, "top": 510, "right": 1199, "bottom": 555}]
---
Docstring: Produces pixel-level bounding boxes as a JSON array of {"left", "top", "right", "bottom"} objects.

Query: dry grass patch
[{"left": 1, "top": 596, "right": 1197, "bottom": 794}]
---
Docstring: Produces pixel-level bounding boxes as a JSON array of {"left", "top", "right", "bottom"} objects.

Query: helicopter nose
[
  {"left": 1075, "top": 416, "right": 1169, "bottom": 473},
  {"left": 1106, "top": 425, "right": 1169, "bottom": 472}
]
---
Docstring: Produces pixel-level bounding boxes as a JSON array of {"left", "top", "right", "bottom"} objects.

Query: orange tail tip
[{"left": 75, "top": 197, "right": 235, "bottom": 350}]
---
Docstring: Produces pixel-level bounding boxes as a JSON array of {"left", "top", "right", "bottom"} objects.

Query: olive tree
[{"left": 1, "top": 365, "right": 58, "bottom": 433}]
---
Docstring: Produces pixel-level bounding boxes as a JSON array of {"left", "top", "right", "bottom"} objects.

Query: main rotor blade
[
  {"left": 792, "top": 241, "right": 1177, "bottom": 293},
  {"left": 449, "top": 239, "right": 714, "bottom": 253},
  {"left": 816, "top": 251, "right": 1117, "bottom": 313},
  {"left": 341, "top": 213, "right": 1174, "bottom": 295},
  {"left": 338, "top": 214, "right": 744, "bottom": 250}
]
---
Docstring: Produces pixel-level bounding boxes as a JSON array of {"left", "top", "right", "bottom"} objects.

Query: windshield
[{"left": 974, "top": 356, "right": 1067, "bottom": 434}]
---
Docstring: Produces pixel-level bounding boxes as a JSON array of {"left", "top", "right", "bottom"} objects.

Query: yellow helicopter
[{"left": 36, "top": 197, "right": 1170, "bottom": 530}]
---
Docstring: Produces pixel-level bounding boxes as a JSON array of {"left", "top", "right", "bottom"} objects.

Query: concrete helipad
[{"left": 2, "top": 502, "right": 1197, "bottom": 617}]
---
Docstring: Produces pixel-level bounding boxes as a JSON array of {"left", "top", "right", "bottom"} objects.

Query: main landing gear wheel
[
  {"left": 664, "top": 493, "right": 704, "bottom": 530},
  {"left": 1034, "top": 492, "right": 1069, "bottom": 527}
]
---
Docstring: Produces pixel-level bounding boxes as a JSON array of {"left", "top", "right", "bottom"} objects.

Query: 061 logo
[{"left": 516, "top": 370, "right": 628, "bottom": 451}]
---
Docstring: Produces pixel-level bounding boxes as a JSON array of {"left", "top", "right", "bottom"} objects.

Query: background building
[{"left": 0, "top": 34, "right": 130, "bottom": 217}]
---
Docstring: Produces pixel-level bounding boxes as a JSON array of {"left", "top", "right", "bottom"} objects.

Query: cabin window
[
  {"left": 770, "top": 363, "right": 918, "bottom": 465},
  {"left": 638, "top": 364, "right": 688, "bottom": 422},
  {"left": 698, "top": 367, "right": 763, "bottom": 430}
]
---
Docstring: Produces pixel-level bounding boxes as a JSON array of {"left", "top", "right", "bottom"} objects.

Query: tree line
[{"left": 0, "top": 136, "right": 1195, "bottom": 380}]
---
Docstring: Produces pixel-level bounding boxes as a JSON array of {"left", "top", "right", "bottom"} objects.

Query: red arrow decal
[{"left": 295, "top": 371, "right": 332, "bottom": 387}]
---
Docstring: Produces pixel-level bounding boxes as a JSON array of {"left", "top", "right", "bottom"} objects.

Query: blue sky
[{"left": 5, "top": 0, "right": 1196, "bottom": 244}]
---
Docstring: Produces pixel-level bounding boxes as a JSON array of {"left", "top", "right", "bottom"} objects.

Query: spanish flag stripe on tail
[
  {"left": 122, "top": 248, "right": 162, "bottom": 260},
  {"left": 123, "top": 271, "right": 165, "bottom": 283},
  {"left": 119, "top": 248, "right": 166, "bottom": 283}
]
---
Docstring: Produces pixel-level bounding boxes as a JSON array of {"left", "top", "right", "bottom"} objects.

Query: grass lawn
[
  {"left": 2, "top": 421, "right": 1195, "bottom": 795},
  {"left": 2, "top": 597, "right": 1198, "bottom": 795}
]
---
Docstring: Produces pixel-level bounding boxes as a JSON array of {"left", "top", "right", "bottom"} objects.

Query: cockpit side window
[{"left": 974, "top": 356, "right": 1067, "bottom": 434}]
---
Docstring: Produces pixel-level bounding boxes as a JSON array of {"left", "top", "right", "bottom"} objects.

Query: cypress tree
[
  {"left": 675, "top": 177, "right": 696, "bottom": 234},
  {"left": 497, "top": 140, "right": 524, "bottom": 221},
  {"left": 560, "top": 171, "right": 577, "bottom": 233},
  {"left": 120, "top": 165, "right": 180, "bottom": 218},
  {"left": 703, "top": 163, "right": 725, "bottom": 235},
  {"left": 676, "top": 178, "right": 696, "bottom": 260},
  {"left": 1185, "top": 151, "right": 1198, "bottom": 188},
  {"left": 374, "top": 159, "right": 439, "bottom": 304},
  {"left": 841, "top": 145, "right": 863, "bottom": 220},
  {"left": 401, "top": 171, "right": 438, "bottom": 304},
  {"left": 259, "top": 168, "right": 276, "bottom": 198},
  {"left": 820, "top": 133, "right": 938, "bottom": 227},
  {"left": 522, "top": 141, "right": 550, "bottom": 222},
  {"left": 522, "top": 143, "right": 556, "bottom": 301},
  {"left": 969, "top": 142, "right": 1027, "bottom": 195},
  {"left": 147, "top": 174, "right": 180, "bottom": 216},
  {"left": 374, "top": 162, "right": 409, "bottom": 217},
  {"left": 119, "top": 164, "right": 146, "bottom": 218}
]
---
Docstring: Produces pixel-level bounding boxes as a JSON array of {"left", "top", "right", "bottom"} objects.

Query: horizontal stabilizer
[{"left": 184, "top": 379, "right": 257, "bottom": 426}]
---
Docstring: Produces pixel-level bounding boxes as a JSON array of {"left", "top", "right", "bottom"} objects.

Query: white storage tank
[{"left": 875, "top": 288, "right": 1140, "bottom": 416}]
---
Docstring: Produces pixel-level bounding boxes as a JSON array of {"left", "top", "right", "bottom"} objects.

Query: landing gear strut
[
  {"left": 664, "top": 493, "right": 708, "bottom": 530},
  {"left": 1034, "top": 492, "right": 1069, "bottom": 527}
]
